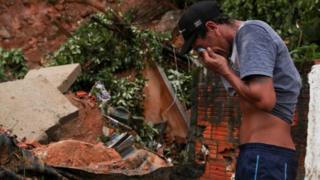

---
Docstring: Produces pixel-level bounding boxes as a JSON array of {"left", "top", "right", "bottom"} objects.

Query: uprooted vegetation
[
  {"left": 0, "top": 5, "right": 204, "bottom": 178},
  {"left": 47, "top": 8, "right": 192, "bottom": 114},
  {"left": 44, "top": 8, "right": 195, "bottom": 164},
  {"left": 0, "top": 48, "right": 28, "bottom": 82},
  {"left": 0, "top": 4, "right": 210, "bottom": 180}
]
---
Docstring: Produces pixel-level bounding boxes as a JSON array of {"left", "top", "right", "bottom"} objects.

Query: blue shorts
[{"left": 235, "top": 143, "right": 298, "bottom": 180}]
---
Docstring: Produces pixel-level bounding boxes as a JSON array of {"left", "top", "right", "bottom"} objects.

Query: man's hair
[
  {"left": 178, "top": 1, "right": 232, "bottom": 54},
  {"left": 197, "top": 14, "right": 232, "bottom": 38}
]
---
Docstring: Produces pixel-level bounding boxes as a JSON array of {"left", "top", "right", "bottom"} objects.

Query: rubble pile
[
  {"left": 0, "top": 64, "right": 81, "bottom": 143},
  {"left": 0, "top": 2, "right": 207, "bottom": 178},
  {"left": 0, "top": 63, "right": 205, "bottom": 179},
  {"left": 0, "top": 131, "right": 203, "bottom": 179},
  {"left": 0, "top": 1, "right": 204, "bottom": 171}
]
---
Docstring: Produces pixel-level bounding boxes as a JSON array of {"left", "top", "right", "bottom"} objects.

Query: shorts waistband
[{"left": 239, "top": 143, "right": 296, "bottom": 157}]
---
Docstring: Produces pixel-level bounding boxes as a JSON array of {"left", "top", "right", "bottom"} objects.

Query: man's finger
[
  {"left": 208, "top": 47, "right": 227, "bottom": 58},
  {"left": 206, "top": 47, "right": 218, "bottom": 58},
  {"left": 202, "top": 50, "right": 212, "bottom": 61}
]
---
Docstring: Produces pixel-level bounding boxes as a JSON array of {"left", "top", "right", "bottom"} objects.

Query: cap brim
[{"left": 180, "top": 33, "right": 197, "bottom": 55}]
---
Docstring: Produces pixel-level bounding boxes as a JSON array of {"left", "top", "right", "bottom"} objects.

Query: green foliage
[
  {"left": 291, "top": 43, "right": 320, "bottom": 62},
  {"left": 166, "top": 69, "right": 192, "bottom": 108},
  {"left": 49, "top": 11, "right": 139, "bottom": 82},
  {"left": 48, "top": 9, "right": 174, "bottom": 116},
  {"left": 99, "top": 135, "right": 111, "bottom": 143},
  {"left": 219, "top": 0, "right": 320, "bottom": 60},
  {"left": 171, "top": 0, "right": 320, "bottom": 61},
  {"left": 108, "top": 77, "right": 146, "bottom": 116},
  {"left": 302, "top": 17, "right": 320, "bottom": 44},
  {"left": 0, "top": 48, "right": 28, "bottom": 82},
  {"left": 164, "top": 144, "right": 189, "bottom": 164},
  {"left": 135, "top": 120, "right": 160, "bottom": 150}
]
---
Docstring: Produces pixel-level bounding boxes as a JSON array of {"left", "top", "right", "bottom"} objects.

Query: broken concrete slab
[
  {"left": 0, "top": 76, "right": 78, "bottom": 142},
  {"left": 24, "top": 63, "right": 81, "bottom": 93}
]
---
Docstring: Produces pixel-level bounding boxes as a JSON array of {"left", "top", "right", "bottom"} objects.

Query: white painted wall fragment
[{"left": 305, "top": 64, "right": 320, "bottom": 180}]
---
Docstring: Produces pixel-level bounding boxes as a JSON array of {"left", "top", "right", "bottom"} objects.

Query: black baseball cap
[{"left": 178, "top": 1, "right": 223, "bottom": 54}]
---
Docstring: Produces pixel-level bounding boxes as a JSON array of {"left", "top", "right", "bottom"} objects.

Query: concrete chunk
[
  {"left": 24, "top": 64, "right": 81, "bottom": 93},
  {"left": 0, "top": 76, "right": 78, "bottom": 142}
]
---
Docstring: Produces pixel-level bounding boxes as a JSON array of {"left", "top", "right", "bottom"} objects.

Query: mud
[{"left": 33, "top": 140, "right": 121, "bottom": 168}]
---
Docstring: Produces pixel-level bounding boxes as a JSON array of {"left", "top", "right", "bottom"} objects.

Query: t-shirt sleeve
[{"left": 236, "top": 24, "right": 277, "bottom": 79}]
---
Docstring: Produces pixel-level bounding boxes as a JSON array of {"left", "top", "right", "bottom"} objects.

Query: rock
[
  {"left": 0, "top": 26, "right": 12, "bottom": 39},
  {"left": 24, "top": 64, "right": 81, "bottom": 93},
  {"left": 305, "top": 64, "right": 320, "bottom": 180},
  {"left": 155, "top": 10, "right": 183, "bottom": 33},
  {"left": 0, "top": 76, "right": 78, "bottom": 142}
]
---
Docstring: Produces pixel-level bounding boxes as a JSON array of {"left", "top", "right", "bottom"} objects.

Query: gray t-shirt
[{"left": 233, "top": 20, "right": 302, "bottom": 124}]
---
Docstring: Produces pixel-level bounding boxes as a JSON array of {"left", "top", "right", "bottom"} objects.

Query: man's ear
[{"left": 205, "top": 21, "right": 218, "bottom": 32}]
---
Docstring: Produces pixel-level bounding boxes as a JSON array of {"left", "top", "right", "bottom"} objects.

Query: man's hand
[
  {"left": 198, "top": 47, "right": 276, "bottom": 112},
  {"left": 199, "top": 47, "right": 231, "bottom": 76}
]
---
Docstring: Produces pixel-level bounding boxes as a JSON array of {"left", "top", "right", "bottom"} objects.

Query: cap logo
[
  {"left": 179, "top": 29, "right": 186, "bottom": 34},
  {"left": 194, "top": 20, "right": 202, "bottom": 28}
]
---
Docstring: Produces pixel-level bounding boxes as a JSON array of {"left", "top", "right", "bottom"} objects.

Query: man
[{"left": 177, "top": 1, "right": 302, "bottom": 179}]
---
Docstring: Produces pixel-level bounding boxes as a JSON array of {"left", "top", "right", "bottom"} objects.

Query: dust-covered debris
[
  {"left": 24, "top": 63, "right": 81, "bottom": 93},
  {"left": 32, "top": 140, "right": 122, "bottom": 169},
  {"left": 0, "top": 1, "right": 207, "bottom": 179},
  {"left": 0, "top": 132, "right": 187, "bottom": 179},
  {"left": 0, "top": 75, "right": 78, "bottom": 143}
]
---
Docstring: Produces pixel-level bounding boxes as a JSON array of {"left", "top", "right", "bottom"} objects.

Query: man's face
[{"left": 192, "top": 22, "right": 230, "bottom": 58}]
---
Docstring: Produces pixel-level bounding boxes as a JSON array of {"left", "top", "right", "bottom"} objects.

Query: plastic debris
[{"left": 89, "top": 81, "right": 111, "bottom": 109}]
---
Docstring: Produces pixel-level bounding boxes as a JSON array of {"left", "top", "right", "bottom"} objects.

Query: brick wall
[
  {"left": 195, "top": 72, "right": 240, "bottom": 180},
  {"left": 195, "top": 63, "right": 311, "bottom": 179}
]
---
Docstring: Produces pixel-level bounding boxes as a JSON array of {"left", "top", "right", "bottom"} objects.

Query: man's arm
[
  {"left": 224, "top": 69, "right": 276, "bottom": 111},
  {"left": 201, "top": 24, "right": 277, "bottom": 111},
  {"left": 201, "top": 48, "right": 276, "bottom": 112}
]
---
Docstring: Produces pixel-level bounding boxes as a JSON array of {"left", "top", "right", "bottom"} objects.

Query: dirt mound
[
  {"left": 54, "top": 93, "right": 105, "bottom": 144},
  {"left": 32, "top": 140, "right": 170, "bottom": 176},
  {"left": 33, "top": 139, "right": 121, "bottom": 168},
  {"left": 0, "top": 0, "right": 175, "bottom": 69},
  {"left": 0, "top": 0, "right": 108, "bottom": 68}
]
